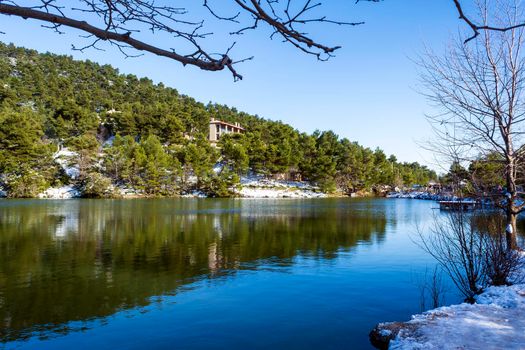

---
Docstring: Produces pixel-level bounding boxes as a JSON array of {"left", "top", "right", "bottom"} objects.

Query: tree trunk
[
  {"left": 506, "top": 210, "right": 518, "bottom": 250},
  {"left": 505, "top": 155, "right": 518, "bottom": 250}
]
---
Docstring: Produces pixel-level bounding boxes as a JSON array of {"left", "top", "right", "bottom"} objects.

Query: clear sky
[{"left": 0, "top": 1, "right": 470, "bottom": 171}]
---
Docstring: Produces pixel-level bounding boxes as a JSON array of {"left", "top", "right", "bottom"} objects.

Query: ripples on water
[{"left": 0, "top": 198, "right": 465, "bottom": 349}]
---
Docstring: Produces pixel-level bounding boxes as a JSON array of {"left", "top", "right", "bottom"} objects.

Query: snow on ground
[
  {"left": 389, "top": 254, "right": 525, "bottom": 350},
  {"left": 181, "top": 190, "right": 207, "bottom": 198},
  {"left": 38, "top": 185, "right": 80, "bottom": 199},
  {"left": 54, "top": 148, "right": 80, "bottom": 179},
  {"left": 102, "top": 135, "right": 115, "bottom": 147},
  {"left": 36, "top": 148, "right": 82, "bottom": 199},
  {"left": 237, "top": 187, "right": 325, "bottom": 198},
  {"left": 390, "top": 284, "right": 525, "bottom": 350},
  {"left": 113, "top": 185, "right": 143, "bottom": 197},
  {"left": 0, "top": 179, "right": 6, "bottom": 197},
  {"left": 237, "top": 174, "right": 326, "bottom": 198}
]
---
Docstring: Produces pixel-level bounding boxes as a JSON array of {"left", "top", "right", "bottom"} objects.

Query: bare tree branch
[
  {"left": 0, "top": 2, "right": 249, "bottom": 80},
  {"left": 0, "top": 1, "right": 360, "bottom": 80},
  {"left": 453, "top": 0, "right": 525, "bottom": 43},
  {"left": 1, "top": 1, "right": 525, "bottom": 80}
]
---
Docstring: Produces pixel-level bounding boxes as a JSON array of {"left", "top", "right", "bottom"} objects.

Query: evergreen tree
[{"left": 0, "top": 42, "right": 439, "bottom": 197}]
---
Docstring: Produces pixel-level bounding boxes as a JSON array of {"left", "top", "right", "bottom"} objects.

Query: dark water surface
[{"left": 1, "top": 198, "right": 457, "bottom": 349}]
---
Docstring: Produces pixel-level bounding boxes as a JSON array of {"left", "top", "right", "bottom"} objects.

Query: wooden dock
[{"left": 438, "top": 200, "right": 478, "bottom": 211}]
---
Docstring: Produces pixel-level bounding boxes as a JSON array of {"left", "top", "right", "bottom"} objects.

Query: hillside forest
[{"left": 0, "top": 43, "right": 437, "bottom": 198}]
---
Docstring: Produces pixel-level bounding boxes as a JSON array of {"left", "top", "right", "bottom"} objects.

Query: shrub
[
  {"left": 82, "top": 172, "right": 115, "bottom": 198},
  {"left": 417, "top": 210, "right": 523, "bottom": 303},
  {"left": 5, "top": 170, "right": 49, "bottom": 198},
  {"left": 476, "top": 214, "right": 524, "bottom": 286}
]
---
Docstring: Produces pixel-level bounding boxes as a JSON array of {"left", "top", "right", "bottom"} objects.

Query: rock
[{"left": 369, "top": 322, "right": 413, "bottom": 349}]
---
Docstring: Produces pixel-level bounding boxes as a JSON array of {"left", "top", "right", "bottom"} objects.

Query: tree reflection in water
[{"left": 0, "top": 199, "right": 390, "bottom": 342}]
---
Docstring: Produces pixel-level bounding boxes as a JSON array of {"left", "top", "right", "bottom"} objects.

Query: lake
[{"left": 0, "top": 198, "right": 459, "bottom": 349}]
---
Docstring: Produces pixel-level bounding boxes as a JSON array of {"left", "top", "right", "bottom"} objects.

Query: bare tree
[
  {"left": 1, "top": 1, "right": 525, "bottom": 80},
  {"left": 417, "top": 211, "right": 486, "bottom": 302},
  {"left": 417, "top": 209, "right": 524, "bottom": 303},
  {"left": 420, "top": 0, "right": 525, "bottom": 249}
]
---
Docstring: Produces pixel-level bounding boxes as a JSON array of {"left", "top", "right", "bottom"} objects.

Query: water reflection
[{"left": 0, "top": 199, "right": 390, "bottom": 343}]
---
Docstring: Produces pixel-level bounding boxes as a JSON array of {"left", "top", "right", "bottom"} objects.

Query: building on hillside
[{"left": 208, "top": 118, "right": 245, "bottom": 143}]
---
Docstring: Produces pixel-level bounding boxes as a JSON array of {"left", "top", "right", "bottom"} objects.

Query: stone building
[{"left": 208, "top": 118, "right": 244, "bottom": 143}]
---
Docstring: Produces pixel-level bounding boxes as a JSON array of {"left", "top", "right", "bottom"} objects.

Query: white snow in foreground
[
  {"left": 38, "top": 185, "right": 80, "bottom": 199},
  {"left": 391, "top": 255, "right": 525, "bottom": 350},
  {"left": 54, "top": 148, "right": 80, "bottom": 179}
]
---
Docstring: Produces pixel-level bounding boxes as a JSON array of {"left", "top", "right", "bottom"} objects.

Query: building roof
[{"left": 210, "top": 118, "right": 245, "bottom": 131}]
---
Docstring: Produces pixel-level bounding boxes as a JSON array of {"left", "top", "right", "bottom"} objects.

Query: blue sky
[{"left": 0, "top": 1, "right": 470, "bottom": 171}]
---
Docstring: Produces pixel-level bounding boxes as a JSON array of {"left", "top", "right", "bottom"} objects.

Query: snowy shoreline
[
  {"left": 0, "top": 149, "right": 330, "bottom": 199},
  {"left": 0, "top": 147, "right": 436, "bottom": 200},
  {"left": 235, "top": 176, "right": 327, "bottom": 199},
  {"left": 370, "top": 254, "right": 525, "bottom": 350},
  {"left": 1, "top": 175, "right": 330, "bottom": 199}
]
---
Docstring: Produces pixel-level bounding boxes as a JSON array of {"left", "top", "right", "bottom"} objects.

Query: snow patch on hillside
[
  {"left": 181, "top": 190, "right": 207, "bottom": 198},
  {"left": 36, "top": 148, "right": 82, "bottom": 199},
  {"left": 54, "top": 148, "right": 80, "bottom": 179},
  {"left": 237, "top": 175, "right": 326, "bottom": 198},
  {"left": 113, "top": 185, "right": 143, "bottom": 197},
  {"left": 103, "top": 136, "right": 115, "bottom": 147},
  {"left": 38, "top": 185, "right": 81, "bottom": 199},
  {"left": 7, "top": 57, "right": 17, "bottom": 66}
]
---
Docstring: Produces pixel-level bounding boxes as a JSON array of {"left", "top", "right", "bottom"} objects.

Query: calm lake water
[{"left": 1, "top": 198, "right": 461, "bottom": 349}]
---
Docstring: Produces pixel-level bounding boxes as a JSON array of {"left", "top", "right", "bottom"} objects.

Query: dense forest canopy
[{"left": 0, "top": 42, "right": 437, "bottom": 197}]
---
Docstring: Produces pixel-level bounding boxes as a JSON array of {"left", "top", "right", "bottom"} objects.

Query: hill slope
[{"left": 0, "top": 42, "right": 436, "bottom": 198}]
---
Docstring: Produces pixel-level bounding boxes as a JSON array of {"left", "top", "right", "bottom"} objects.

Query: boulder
[{"left": 369, "top": 321, "right": 414, "bottom": 349}]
